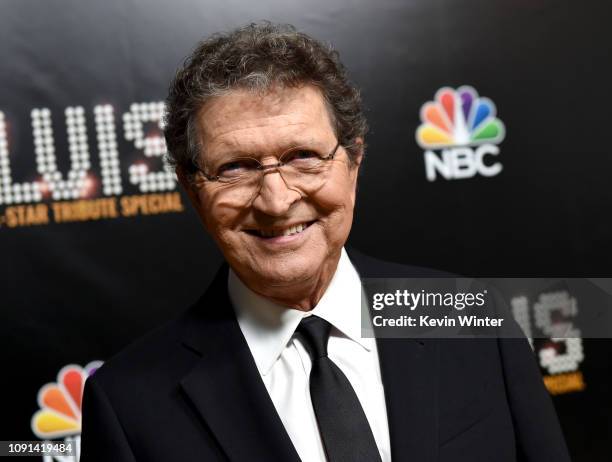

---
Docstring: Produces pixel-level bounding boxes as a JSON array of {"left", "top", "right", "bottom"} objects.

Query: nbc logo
[
  {"left": 416, "top": 86, "right": 506, "bottom": 181},
  {"left": 31, "top": 361, "right": 102, "bottom": 461}
]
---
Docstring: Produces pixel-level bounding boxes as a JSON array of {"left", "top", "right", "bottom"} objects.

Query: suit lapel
[
  {"left": 347, "top": 247, "right": 439, "bottom": 461},
  {"left": 179, "top": 264, "right": 301, "bottom": 462},
  {"left": 376, "top": 338, "right": 439, "bottom": 461},
  {"left": 177, "top": 249, "right": 439, "bottom": 462}
]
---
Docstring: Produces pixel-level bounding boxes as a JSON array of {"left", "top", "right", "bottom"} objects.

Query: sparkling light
[{"left": 79, "top": 174, "right": 98, "bottom": 198}]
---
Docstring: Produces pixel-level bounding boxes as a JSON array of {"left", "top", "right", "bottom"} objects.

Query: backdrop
[{"left": 1, "top": 0, "right": 610, "bottom": 460}]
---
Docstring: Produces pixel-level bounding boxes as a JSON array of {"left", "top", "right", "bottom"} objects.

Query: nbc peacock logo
[
  {"left": 416, "top": 86, "right": 506, "bottom": 182},
  {"left": 31, "top": 361, "right": 102, "bottom": 461}
]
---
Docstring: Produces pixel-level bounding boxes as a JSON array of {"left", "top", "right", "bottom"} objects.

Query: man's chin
[
  {"left": 256, "top": 263, "right": 315, "bottom": 286},
  {"left": 238, "top": 257, "right": 320, "bottom": 290}
]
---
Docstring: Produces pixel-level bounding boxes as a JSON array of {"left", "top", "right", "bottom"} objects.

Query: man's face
[{"left": 182, "top": 84, "right": 362, "bottom": 293}]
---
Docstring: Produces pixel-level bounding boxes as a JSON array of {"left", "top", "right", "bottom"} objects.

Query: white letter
[
  {"left": 124, "top": 102, "right": 176, "bottom": 193},
  {"left": 0, "top": 111, "right": 43, "bottom": 204},
  {"left": 32, "top": 107, "right": 91, "bottom": 200},
  {"left": 535, "top": 291, "right": 584, "bottom": 374},
  {"left": 372, "top": 293, "right": 384, "bottom": 310},
  {"left": 94, "top": 105, "right": 122, "bottom": 196},
  {"left": 449, "top": 147, "right": 477, "bottom": 179},
  {"left": 424, "top": 150, "right": 452, "bottom": 182},
  {"left": 474, "top": 144, "right": 502, "bottom": 177}
]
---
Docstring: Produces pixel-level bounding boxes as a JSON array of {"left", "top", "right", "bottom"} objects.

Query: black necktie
[{"left": 297, "top": 315, "right": 382, "bottom": 462}]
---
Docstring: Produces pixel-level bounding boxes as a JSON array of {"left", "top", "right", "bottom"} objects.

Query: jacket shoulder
[
  {"left": 346, "top": 246, "right": 454, "bottom": 278},
  {"left": 90, "top": 313, "right": 190, "bottom": 392},
  {"left": 91, "top": 264, "right": 230, "bottom": 393}
]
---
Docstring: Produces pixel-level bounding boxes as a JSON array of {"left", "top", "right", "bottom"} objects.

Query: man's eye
[
  {"left": 284, "top": 150, "right": 320, "bottom": 163},
  {"left": 217, "top": 160, "right": 256, "bottom": 176}
]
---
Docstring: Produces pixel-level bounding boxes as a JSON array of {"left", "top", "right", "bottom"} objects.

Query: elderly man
[{"left": 81, "top": 23, "right": 570, "bottom": 462}]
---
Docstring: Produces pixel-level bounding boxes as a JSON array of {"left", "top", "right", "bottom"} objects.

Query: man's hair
[{"left": 163, "top": 21, "right": 367, "bottom": 177}]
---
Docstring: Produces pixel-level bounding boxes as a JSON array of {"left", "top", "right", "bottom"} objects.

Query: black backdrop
[{"left": 1, "top": 0, "right": 611, "bottom": 460}]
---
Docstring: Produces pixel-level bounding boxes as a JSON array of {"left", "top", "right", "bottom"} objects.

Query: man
[{"left": 80, "top": 22, "right": 571, "bottom": 461}]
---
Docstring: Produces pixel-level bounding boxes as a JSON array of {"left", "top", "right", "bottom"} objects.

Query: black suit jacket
[{"left": 80, "top": 248, "right": 571, "bottom": 461}]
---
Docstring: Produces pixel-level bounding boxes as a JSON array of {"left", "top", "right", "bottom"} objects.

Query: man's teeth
[{"left": 259, "top": 222, "right": 309, "bottom": 238}]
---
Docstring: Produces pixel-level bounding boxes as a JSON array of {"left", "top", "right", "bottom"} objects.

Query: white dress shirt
[{"left": 229, "top": 247, "right": 391, "bottom": 462}]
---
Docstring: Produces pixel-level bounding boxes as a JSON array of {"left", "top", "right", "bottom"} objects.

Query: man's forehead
[{"left": 197, "top": 85, "right": 335, "bottom": 155}]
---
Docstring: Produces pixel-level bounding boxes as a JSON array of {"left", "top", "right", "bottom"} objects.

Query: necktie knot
[{"left": 297, "top": 315, "right": 332, "bottom": 359}]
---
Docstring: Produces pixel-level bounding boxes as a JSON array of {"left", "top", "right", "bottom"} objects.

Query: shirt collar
[{"left": 229, "top": 247, "right": 371, "bottom": 376}]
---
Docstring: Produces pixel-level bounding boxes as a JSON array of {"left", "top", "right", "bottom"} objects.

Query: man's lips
[{"left": 243, "top": 220, "right": 317, "bottom": 239}]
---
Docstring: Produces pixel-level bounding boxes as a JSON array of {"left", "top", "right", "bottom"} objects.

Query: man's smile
[{"left": 243, "top": 220, "right": 317, "bottom": 239}]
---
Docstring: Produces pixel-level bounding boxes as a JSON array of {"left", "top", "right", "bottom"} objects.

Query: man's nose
[{"left": 251, "top": 171, "right": 301, "bottom": 216}]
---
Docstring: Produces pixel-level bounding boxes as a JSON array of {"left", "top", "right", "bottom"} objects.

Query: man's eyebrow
[{"left": 211, "top": 138, "right": 326, "bottom": 158}]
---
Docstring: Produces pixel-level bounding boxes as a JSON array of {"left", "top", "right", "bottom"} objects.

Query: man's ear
[
  {"left": 352, "top": 137, "right": 364, "bottom": 169},
  {"left": 348, "top": 137, "right": 365, "bottom": 206}
]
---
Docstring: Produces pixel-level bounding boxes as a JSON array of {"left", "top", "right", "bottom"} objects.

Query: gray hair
[{"left": 163, "top": 21, "right": 367, "bottom": 179}]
